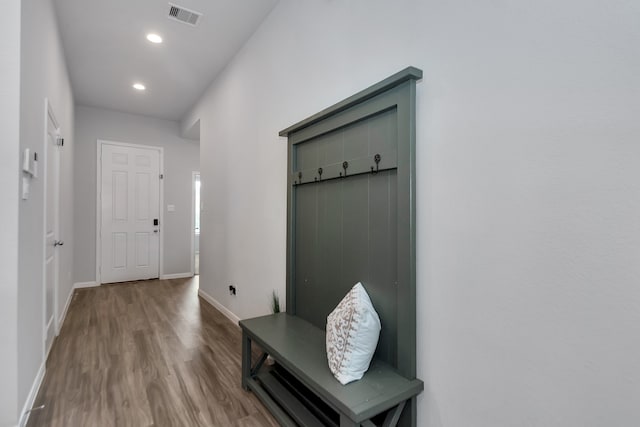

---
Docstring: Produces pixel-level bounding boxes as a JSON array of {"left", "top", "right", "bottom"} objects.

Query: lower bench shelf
[
  {"left": 240, "top": 313, "right": 423, "bottom": 427},
  {"left": 254, "top": 367, "right": 333, "bottom": 427}
]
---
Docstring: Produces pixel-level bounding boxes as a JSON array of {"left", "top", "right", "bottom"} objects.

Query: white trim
[
  {"left": 19, "top": 360, "right": 46, "bottom": 427},
  {"left": 160, "top": 272, "right": 193, "bottom": 280},
  {"left": 56, "top": 286, "right": 74, "bottom": 335},
  {"left": 191, "top": 171, "right": 200, "bottom": 276},
  {"left": 44, "top": 317, "right": 54, "bottom": 360},
  {"left": 42, "top": 100, "right": 48, "bottom": 364},
  {"left": 96, "top": 139, "right": 164, "bottom": 284},
  {"left": 43, "top": 98, "right": 61, "bottom": 361},
  {"left": 198, "top": 289, "right": 240, "bottom": 326},
  {"left": 159, "top": 147, "right": 165, "bottom": 281},
  {"left": 95, "top": 142, "right": 100, "bottom": 283},
  {"left": 74, "top": 281, "right": 99, "bottom": 289}
]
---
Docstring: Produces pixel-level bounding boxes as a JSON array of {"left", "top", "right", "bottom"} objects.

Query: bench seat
[{"left": 240, "top": 313, "right": 423, "bottom": 427}]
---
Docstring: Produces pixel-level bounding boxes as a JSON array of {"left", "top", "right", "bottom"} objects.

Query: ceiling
[{"left": 53, "top": 0, "right": 279, "bottom": 122}]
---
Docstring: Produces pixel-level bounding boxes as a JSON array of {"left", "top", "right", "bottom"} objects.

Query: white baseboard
[
  {"left": 57, "top": 286, "right": 74, "bottom": 335},
  {"left": 160, "top": 272, "right": 193, "bottom": 280},
  {"left": 198, "top": 289, "right": 240, "bottom": 326},
  {"left": 74, "top": 281, "right": 99, "bottom": 289},
  {"left": 19, "top": 361, "right": 45, "bottom": 427}
]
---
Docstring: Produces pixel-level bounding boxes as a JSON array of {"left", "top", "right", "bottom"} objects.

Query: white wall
[
  {"left": 0, "top": 1, "right": 21, "bottom": 424},
  {"left": 17, "top": 0, "right": 75, "bottom": 421},
  {"left": 74, "top": 105, "right": 200, "bottom": 282},
  {"left": 184, "top": 0, "right": 640, "bottom": 425}
]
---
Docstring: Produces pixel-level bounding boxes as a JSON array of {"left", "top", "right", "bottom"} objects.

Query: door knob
[{"left": 54, "top": 240, "right": 64, "bottom": 247}]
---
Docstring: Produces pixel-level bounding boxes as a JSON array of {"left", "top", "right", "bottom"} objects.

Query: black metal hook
[
  {"left": 295, "top": 171, "right": 302, "bottom": 185},
  {"left": 317, "top": 167, "right": 323, "bottom": 181},
  {"left": 371, "top": 154, "right": 382, "bottom": 174},
  {"left": 340, "top": 161, "right": 349, "bottom": 178}
]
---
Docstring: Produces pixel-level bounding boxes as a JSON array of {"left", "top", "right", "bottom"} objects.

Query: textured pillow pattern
[{"left": 326, "top": 282, "right": 381, "bottom": 385}]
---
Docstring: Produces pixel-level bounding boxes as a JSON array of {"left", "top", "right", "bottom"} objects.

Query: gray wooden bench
[
  {"left": 240, "top": 313, "right": 424, "bottom": 427},
  {"left": 240, "top": 67, "right": 424, "bottom": 426}
]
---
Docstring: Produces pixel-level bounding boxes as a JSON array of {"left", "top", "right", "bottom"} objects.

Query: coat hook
[
  {"left": 295, "top": 171, "right": 302, "bottom": 185},
  {"left": 341, "top": 161, "right": 349, "bottom": 178},
  {"left": 317, "top": 167, "right": 323, "bottom": 181},
  {"left": 371, "top": 154, "right": 382, "bottom": 174}
]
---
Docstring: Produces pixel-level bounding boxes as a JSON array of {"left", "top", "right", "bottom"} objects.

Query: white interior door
[
  {"left": 100, "top": 143, "right": 160, "bottom": 284},
  {"left": 44, "top": 107, "right": 60, "bottom": 355}
]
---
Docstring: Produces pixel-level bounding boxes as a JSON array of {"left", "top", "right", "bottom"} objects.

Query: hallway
[{"left": 27, "top": 278, "right": 276, "bottom": 427}]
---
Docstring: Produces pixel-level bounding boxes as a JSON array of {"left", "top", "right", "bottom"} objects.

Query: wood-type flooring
[{"left": 27, "top": 277, "right": 277, "bottom": 427}]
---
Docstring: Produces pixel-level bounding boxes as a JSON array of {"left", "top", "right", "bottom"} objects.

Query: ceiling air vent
[{"left": 168, "top": 3, "right": 202, "bottom": 26}]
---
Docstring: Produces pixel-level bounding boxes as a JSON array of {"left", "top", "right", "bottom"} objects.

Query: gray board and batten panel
[{"left": 282, "top": 66, "right": 422, "bottom": 382}]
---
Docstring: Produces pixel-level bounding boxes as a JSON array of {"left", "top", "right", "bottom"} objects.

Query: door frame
[
  {"left": 95, "top": 139, "right": 165, "bottom": 284},
  {"left": 191, "top": 171, "right": 200, "bottom": 276},
  {"left": 43, "top": 98, "right": 60, "bottom": 358}
]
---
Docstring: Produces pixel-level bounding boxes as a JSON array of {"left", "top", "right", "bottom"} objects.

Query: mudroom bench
[
  {"left": 240, "top": 67, "right": 424, "bottom": 426},
  {"left": 240, "top": 313, "right": 423, "bottom": 427}
]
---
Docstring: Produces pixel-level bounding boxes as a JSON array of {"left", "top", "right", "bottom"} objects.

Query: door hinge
[
  {"left": 159, "top": 174, "right": 164, "bottom": 179},
  {"left": 56, "top": 137, "right": 64, "bottom": 147}
]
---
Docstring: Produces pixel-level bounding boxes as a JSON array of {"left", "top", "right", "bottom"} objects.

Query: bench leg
[
  {"left": 251, "top": 352, "right": 269, "bottom": 376},
  {"left": 241, "top": 332, "right": 251, "bottom": 390},
  {"left": 382, "top": 400, "right": 406, "bottom": 427}
]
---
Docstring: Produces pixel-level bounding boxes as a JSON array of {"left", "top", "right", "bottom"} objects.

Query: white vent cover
[{"left": 168, "top": 3, "right": 202, "bottom": 26}]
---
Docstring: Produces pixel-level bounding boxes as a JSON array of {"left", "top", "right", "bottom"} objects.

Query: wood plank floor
[{"left": 27, "top": 277, "right": 278, "bottom": 427}]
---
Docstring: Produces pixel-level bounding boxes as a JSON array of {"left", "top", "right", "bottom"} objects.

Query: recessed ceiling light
[
  {"left": 133, "top": 83, "right": 146, "bottom": 91},
  {"left": 146, "top": 33, "right": 163, "bottom": 44}
]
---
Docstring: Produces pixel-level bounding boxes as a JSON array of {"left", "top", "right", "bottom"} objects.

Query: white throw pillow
[{"left": 326, "top": 282, "right": 381, "bottom": 385}]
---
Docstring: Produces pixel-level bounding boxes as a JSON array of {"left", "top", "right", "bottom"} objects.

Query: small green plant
[{"left": 271, "top": 290, "right": 281, "bottom": 314}]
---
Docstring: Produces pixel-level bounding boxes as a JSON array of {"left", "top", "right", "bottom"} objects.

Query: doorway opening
[{"left": 192, "top": 172, "right": 200, "bottom": 275}]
